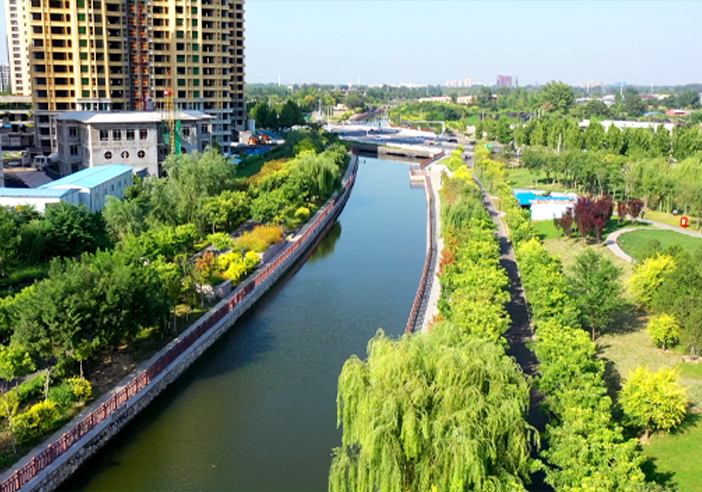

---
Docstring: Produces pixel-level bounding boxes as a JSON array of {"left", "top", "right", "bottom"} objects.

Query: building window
[
  {"left": 121, "top": 150, "right": 129, "bottom": 159},
  {"left": 104, "top": 151, "right": 112, "bottom": 160},
  {"left": 112, "top": 129, "right": 121, "bottom": 140},
  {"left": 137, "top": 150, "right": 146, "bottom": 159},
  {"left": 139, "top": 129, "right": 148, "bottom": 140},
  {"left": 183, "top": 127, "right": 191, "bottom": 137},
  {"left": 100, "top": 130, "right": 109, "bottom": 141},
  {"left": 69, "top": 126, "right": 78, "bottom": 137},
  {"left": 126, "top": 129, "right": 135, "bottom": 140}
]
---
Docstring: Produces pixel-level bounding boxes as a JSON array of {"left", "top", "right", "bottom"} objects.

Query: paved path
[
  {"left": 641, "top": 218, "right": 702, "bottom": 238},
  {"left": 474, "top": 174, "right": 551, "bottom": 492},
  {"left": 605, "top": 227, "right": 641, "bottom": 263},
  {"left": 419, "top": 162, "right": 451, "bottom": 332},
  {"left": 605, "top": 219, "right": 702, "bottom": 263}
]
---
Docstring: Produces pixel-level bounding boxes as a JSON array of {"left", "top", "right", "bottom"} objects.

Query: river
[{"left": 64, "top": 157, "right": 427, "bottom": 492}]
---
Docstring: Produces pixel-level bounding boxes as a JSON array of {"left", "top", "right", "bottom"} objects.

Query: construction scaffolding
[
  {"left": 162, "top": 89, "right": 181, "bottom": 156},
  {"left": 127, "top": 0, "right": 152, "bottom": 110}
]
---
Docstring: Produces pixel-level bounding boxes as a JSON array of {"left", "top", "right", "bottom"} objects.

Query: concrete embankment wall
[{"left": 0, "top": 155, "right": 359, "bottom": 492}]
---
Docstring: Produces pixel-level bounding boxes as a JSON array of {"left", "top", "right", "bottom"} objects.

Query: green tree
[
  {"left": 329, "top": 327, "right": 534, "bottom": 492},
  {"left": 162, "top": 148, "right": 237, "bottom": 224},
  {"left": 249, "top": 101, "right": 269, "bottom": 130},
  {"left": 278, "top": 100, "right": 304, "bottom": 128},
  {"left": 620, "top": 366, "right": 689, "bottom": 440},
  {"left": 624, "top": 87, "right": 646, "bottom": 117},
  {"left": 569, "top": 250, "right": 623, "bottom": 340},
  {"left": 102, "top": 196, "right": 148, "bottom": 242},
  {"left": 476, "top": 86, "right": 493, "bottom": 108},
  {"left": 0, "top": 207, "right": 18, "bottom": 277},
  {"left": 202, "top": 190, "right": 250, "bottom": 233},
  {"left": 541, "top": 81, "right": 575, "bottom": 113},
  {"left": 647, "top": 314, "right": 680, "bottom": 350},
  {"left": 44, "top": 202, "right": 110, "bottom": 257}
]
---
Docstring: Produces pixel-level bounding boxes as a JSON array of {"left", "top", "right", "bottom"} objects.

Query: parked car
[{"left": 447, "top": 138, "right": 458, "bottom": 143}]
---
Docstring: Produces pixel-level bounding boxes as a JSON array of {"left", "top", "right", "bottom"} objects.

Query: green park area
[{"left": 617, "top": 229, "right": 702, "bottom": 262}]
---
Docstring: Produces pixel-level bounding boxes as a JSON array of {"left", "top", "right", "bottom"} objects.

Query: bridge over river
[{"left": 63, "top": 157, "right": 428, "bottom": 492}]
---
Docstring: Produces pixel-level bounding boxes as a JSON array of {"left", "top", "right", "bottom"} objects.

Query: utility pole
[{"left": 557, "top": 133, "right": 562, "bottom": 155}]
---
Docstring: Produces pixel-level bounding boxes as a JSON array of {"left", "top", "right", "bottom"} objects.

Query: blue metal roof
[
  {"left": 0, "top": 187, "right": 75, "bottom": 198},
  {"left": 514, "top": 191, "right": 537, "bottom": 206},
  {"left": 39, "top": 164, "right": 132, "bottom": 190}
]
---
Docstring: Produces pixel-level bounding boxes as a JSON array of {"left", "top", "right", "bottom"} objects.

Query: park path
[
  {"left": 473, "top": 176, "right": 551, "bottom": 492},
  {"left": 605, "top": 218, "right": 702, "bottom": 263}
]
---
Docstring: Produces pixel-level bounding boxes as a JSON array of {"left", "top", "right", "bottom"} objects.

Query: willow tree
[{"left": 329, "top": 326, "right": 535, "bottom": 492}]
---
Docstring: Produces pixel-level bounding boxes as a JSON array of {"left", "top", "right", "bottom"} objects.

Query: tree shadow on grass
[
  {"left": 640, "top": 457, "right": 677, "bottom": 490},
  {"left": 608, "top": 301, "right": 648, "bottom": 336}
]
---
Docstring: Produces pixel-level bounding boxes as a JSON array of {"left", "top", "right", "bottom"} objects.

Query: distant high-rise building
[
  {"left": 444, "top": 78, "right": 472, "bottom": 88},
  {"left": 496, "top": 75, "right": 513, "bottom": 87},
  {"left": 0, "top": 65, "right": 11, "bottom": 93},
  {"left": 4, "top": 0, "right": 31, "bottom": 96},
  {"left": 25, "top": 0, "right": 246, "bottom": 153}
]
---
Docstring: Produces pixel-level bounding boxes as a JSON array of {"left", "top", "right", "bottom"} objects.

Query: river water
[{"left": 65, "top": 157, "right": 427, "bottom": 492}]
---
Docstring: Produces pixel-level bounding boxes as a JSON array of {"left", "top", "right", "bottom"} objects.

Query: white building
[
  {"left": 579, "top": 119, "right": 675, "bottom": 133},
  {"left": 3, "top": 0, "right": 30, "bottom": 96},
  {"left": 530, "top": 198, "right": 576, "bottom": 221},
  {"left": 54, "top": 111, "right": 214, "bottom": 177},
  {"left": 0, "top": 187, "right": 80, "bottom": 213},
  {"left": 37, "top": 164, "right": 133, "bottom": 212}
]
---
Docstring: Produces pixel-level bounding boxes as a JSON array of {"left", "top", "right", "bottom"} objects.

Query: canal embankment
[
  {"left": 404, "top": 153, "right": 450, "bottom": 334},
  {"left": 0, "top": 156, "right": 360, "bottom": 492}
]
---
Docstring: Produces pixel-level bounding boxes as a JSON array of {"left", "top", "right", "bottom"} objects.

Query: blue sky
[{"left": 1, "top": 1, "right": 700, "bottom": 86}]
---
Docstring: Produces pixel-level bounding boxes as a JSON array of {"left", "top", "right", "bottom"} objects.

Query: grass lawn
[
  {"left": 544, "top": 236, "right": 634, "bottom": 283},
  {"left": 597, "top": 308, "right": 702, "bottom": 491},
  {"left": 645, "top": 209, "right": 702, "bottom": 232},
  {"left": 534, "top": 218, "right": 648, "bottom": 242},
  {"left": 506, "top": 168, "right": 569, "bottom": 193},
  {"left": 617, "top": 229, "right": 702, "bottom": 262},
  {"left": 642, "top": 415, "right": 702, "bottom": 492}
]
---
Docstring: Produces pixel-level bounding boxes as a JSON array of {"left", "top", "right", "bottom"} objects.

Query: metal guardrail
[
  {"left": 0, "top": 157, "right": 360, "bottom": 492},
  {"left": 405, "top": 172, "right": 435, "bottom": 334}
]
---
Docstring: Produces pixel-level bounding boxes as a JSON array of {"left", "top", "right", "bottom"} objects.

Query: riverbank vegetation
[
  {"left": 0, "top": 129, "right": 349, "bottom": 469},
  {"left": 472, "top": 143, "right": 698, "bottom": 490},
  {"left": 330, "top": 158, "right": 537, "bottom": 490}
]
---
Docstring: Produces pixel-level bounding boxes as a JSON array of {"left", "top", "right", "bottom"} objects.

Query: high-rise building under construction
[{"left": 21, "top": 0, "right": 245, "bottom": 153}]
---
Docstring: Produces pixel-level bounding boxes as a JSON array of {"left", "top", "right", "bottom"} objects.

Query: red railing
[
  {"left": 419, "top": 150, "right": 444, "bottom": 169},
  {"left": 405, "top": 173, "right": 435, "bottom": 334},
  {"left": 0, "top": 156, "right": 359, "bottom": 492}
]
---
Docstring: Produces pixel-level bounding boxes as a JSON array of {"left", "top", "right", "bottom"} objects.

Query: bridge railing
[
  {"left": 0, "top": 155, "right": 359, "bottom": 492},
  {"left": 405, "top": 172, "right": 434, "bottom": 334}
]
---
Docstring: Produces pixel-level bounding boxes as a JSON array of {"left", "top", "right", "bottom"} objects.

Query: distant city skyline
[{"left": 1, "top": 1, "right": 701, "bottom": 88}]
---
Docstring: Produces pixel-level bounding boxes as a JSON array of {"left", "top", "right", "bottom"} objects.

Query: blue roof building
[
  {"left": 0, "top": 187, "right": 80, "bottom": 212},
  {"left": 38, "top": 164, "right": 133, "bottom": 212}
]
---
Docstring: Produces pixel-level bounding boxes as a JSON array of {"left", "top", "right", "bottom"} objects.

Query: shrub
[
  {"left": 48, "top": 384, "right": 75, "bottom": 408},
  {"left": 647, "top": 314, "right": 681, "bottom": 350},
  {"left": 13, "top": 400, "right": 60, "bottom": 444},
  {"left": 16, "top": 374, "right": 47, "bottom": 404},
  {"left": 627, "top": 255, "right": 676, "bottom": 307},
  {"left": 234, "top": 225, "right": 284, "bottom": 253},
  {"left": 65, "top": 377, "right": 92, "bottom": 402},
  {"left": 294, "top": 207, "right": 310, "bottom": 221},
  {"left": 207, "top": 232, "right": 234, "bottom": 251},
  {"left": 216, "top": 251, "right": 260, "bottom": 283},
  {"left": 620, "top": 366, "right": 689, "bottom": 439}
]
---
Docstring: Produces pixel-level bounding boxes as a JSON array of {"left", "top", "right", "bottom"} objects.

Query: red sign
[{"left": 681, "top": 216, "right": 689, "bottom": 228}]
